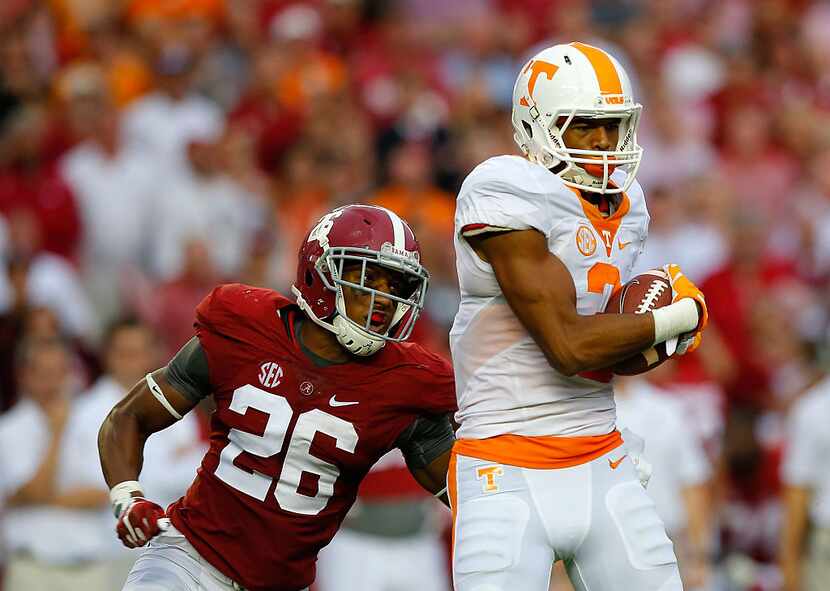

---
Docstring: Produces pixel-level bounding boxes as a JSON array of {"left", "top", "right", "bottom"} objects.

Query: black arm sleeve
[
  {"left": 162, "top": 337, "right": 212, "bottom": 402},
  {"left": 396, "top": 413, "right": 455, "bottom": 470}
]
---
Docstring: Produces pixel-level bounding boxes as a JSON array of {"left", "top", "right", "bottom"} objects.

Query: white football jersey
[{"left": 451, "top": 155, "right": 650, "bottom": 439}]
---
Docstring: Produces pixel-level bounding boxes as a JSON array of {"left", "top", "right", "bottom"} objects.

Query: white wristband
[
  {"left": 110, "top": 480, "right": 143, "bottom": 517},
  {"left": 651, "top": 298, "right": 699, "bottom": 345}
]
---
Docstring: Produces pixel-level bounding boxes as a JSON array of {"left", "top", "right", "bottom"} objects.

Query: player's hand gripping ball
[
  {"left": 662, "top": 263, "right": 707, "bottom": 355},
  {"left": 116, "top": 497, "right": 166, "bottom": 548},
  {"left": 604, "top": 270, "right": 674, "bottom": 375}
]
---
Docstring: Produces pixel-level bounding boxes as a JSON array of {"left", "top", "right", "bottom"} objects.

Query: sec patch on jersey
[{"left": 605, "top": 270, "right": 673, "bottom": 375}]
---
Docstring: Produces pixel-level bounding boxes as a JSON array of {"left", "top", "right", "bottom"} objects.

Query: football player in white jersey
[{"left": 448, "top": 42, "right": 709, "bottom": 591}]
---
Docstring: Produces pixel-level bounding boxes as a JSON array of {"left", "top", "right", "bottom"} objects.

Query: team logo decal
[
  {"left": 258, "top": 362, "right": 283, "bottom": 388},
  {"left": 299, "top": 381, "right": 314, "bottom": 396},
  {"left": 576, "top": 225, "right": 597, "bottom": 256},
  {"left": 307, "top": 208, "right": 345, "bottom": 249},
  {"left": 476, "top": 465, "right": 504, "bottom": 493}
]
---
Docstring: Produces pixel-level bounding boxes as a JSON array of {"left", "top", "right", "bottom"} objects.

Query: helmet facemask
[
  {"left": 514, "top": 102, "right": 643, "bottom": 195},
  {"left": 301, "top": 244, "right": 429, "bottom": 356}
]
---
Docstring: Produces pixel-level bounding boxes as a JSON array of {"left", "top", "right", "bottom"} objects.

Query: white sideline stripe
[{"left": 146, "top": 372, "right": 183, "bottom": 420}]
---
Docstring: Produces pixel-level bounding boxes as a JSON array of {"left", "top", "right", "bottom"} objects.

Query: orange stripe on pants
[
  {"left": 447, "top": 451, "right": 459, "bottom": 568},
  {"left": 452, "top": 430, "right": 623, "bottom": 470}
]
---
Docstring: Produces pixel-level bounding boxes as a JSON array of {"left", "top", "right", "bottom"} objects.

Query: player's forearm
[
  {"left": 520, "top": 301, "right": 655, "bottom": 375},
  {"left": 98, "top": 398, "right": 149, "bottom": 488},
  {"left": 411, "top": 451, "right": 452, "bottom": 507},
  {"left": 563, "top": 311, "right": 658, "bottom": 374}
]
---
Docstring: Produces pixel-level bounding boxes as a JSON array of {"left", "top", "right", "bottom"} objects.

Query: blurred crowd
[{"left": 0, "top": 0, "right": 829, "bottom": 590}]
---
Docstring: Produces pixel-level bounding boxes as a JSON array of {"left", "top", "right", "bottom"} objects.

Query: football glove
[
  {"left": 116, "top": 497, "right": 166, "bottom": 548},
  {"left": 663, "top": 263, "right": 708, "bottom": 354}
]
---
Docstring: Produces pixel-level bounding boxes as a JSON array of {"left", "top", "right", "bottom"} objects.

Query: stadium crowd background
[{"left": 0, "top": 0, "right": 829, "bottom": 590}]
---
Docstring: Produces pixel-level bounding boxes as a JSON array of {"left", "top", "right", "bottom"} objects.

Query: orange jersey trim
[
  {"left": 452, "top": 430, "right": 623, "bottom": 470},
  {"left": 567, "top": 185, "right": 630, "bottom": 257}
]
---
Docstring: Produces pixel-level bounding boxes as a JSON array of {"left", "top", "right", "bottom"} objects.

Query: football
[{"left": 604, "top": 269, "right": 673, "bottom": 375}]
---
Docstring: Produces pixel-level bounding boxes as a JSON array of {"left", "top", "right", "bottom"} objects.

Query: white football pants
[
  {"left": 122, "top": 524, "right": 309, "bottom": 591},
  {"left": 449, "top": 444, "right": 683, "bottom": 591}
]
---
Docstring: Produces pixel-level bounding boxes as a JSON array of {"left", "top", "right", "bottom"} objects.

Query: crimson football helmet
[{"left": 292, "top": 205, "right": 429, "bottom": 356}]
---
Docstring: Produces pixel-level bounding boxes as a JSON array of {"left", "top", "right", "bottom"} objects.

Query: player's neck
[{"left": 298, "top": 317, "right": 351, "bottom": 364}]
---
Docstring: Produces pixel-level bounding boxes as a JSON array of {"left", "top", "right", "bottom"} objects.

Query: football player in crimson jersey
[{"left": 98, "top": 205, "right": 456, "bottom": 591}]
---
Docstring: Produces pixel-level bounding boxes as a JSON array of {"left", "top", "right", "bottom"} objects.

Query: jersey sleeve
[
  {"left": 412, "top": 349, "right": 457, "bottom": 415},
  {"left": 195, "top": 283, "right": 286, "bottom": 339},
  {"left": 195, "top": 283, "right": 247, "bottom": 337},
  {"left": 456, "top": 157, "right": 550, "bottom": 239},
  {"left": 163, "top": 337, "right": 212, "bottom": 402},
  {"left": 396, "top": 413, "right": 455, "bottom": 469}
]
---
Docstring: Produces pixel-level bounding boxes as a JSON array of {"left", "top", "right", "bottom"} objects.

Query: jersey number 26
[{"left": 214, "top": 384, "right": 358, "bottom": 516}]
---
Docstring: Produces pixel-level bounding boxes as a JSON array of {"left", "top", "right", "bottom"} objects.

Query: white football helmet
[{"left": 511, "top": 42, "right": 643, "bottom": 194}]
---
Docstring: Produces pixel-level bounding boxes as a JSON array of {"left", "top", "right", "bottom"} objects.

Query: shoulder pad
[
  {"left": 195, "top": 284, "right": 290, "bottom": 342},
  {"left": 461, "top": 155, "right": 549, "bottom": 197},
  {"left": 380, "top": 342, "right": 456, "bottom": 414}
]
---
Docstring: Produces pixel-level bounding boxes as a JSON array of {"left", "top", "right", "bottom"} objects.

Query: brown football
[{"left": 605, "top": 270, "right": 673, "bottom": 375}]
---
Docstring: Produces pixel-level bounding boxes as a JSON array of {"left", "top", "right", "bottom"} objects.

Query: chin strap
[
  {"left": 293, "top": 285, "right": 387, "bottom": 357},
  {"left": 333, "top": 315, "right": 385, "bottom": 356},
  {"left": 561, "top": 165, "right": 608, "bottom": 191}
]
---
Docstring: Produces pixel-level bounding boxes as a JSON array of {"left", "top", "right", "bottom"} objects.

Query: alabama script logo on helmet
[
  {"left": 291, "top": 204, "right": 430, "bottom": 356},
  {"left": 511, "top": 42, "right": 643, "bottom": 195}
]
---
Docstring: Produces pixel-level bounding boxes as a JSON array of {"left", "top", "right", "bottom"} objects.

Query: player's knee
[
  {"left": 605, "top": 481, "right": 677, "bottom": 570},
  {"left": 454, "top": 495, "right": 530, "bottom": 576}
]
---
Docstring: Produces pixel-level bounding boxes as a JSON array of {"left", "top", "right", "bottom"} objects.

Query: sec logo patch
[
  {"left": 258, "top": 362, "right": 283, "bottom": 388},
  {"left": 576, "top": 225, "right": 597, "bottom": 256}
]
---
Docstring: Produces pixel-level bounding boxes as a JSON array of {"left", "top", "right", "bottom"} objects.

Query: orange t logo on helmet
[{"left": 525, "top": 60, "right": 559, "bottom": 103}]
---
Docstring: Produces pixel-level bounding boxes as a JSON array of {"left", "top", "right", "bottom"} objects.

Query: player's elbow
[
  {"left": 98, "top": 402, "right": 135, "bottom": 448},
  {"left": 542, "top": 326, "right": 593, "bottom": 376},
  {"left": 98, "top": 406, "right": 121, "bottom": 447},
  {"left": 544, "top": 343, "right": 584, "bottom": 376}
]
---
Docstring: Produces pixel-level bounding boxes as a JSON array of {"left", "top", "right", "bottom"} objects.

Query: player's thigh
[
  {"left": 123, "top": 533, "right": 205, "bottom": 591},
  {"left": 568, "top": 464, "right": 681, "bottom": 591},
  {"left": 451, "top": 454, "right": 553, "bottom": 591}
]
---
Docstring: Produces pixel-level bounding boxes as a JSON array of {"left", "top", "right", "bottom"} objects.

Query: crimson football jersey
[{"left": 167, "top": 284, "right": 456, "bottom": 591}]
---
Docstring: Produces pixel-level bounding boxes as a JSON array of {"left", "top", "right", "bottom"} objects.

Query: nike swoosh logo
[
  {"left": 609, "top": 455, "right": 627, "bottom": 470},
  {"left": 617, "top": 239, "right": 632, "bottom": 250},
  {"left": 329, "top": 395, "right": 359, "bottom": 407}
]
